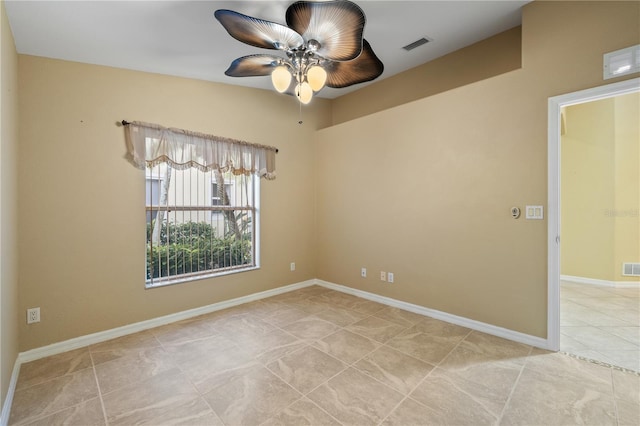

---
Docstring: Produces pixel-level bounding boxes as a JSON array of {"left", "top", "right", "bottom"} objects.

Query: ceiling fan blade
[
  {"left": 224, "top": 54, "right": 281, "bottom": 77},
  {"left": 215, "top": 9, "right": 304, "bottom": 51},
  {"left": 325, "top": 39, "right": 384, "bottom": 88},
  {"left": 285, "top": 0, "right": 365, "bottom": 61}
]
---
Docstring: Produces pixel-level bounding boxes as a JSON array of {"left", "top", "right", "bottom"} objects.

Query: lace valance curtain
[{"left": 124, "top": 121, "right": 277, "bottom": 180}]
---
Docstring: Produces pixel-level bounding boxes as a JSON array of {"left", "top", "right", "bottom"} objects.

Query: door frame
[{"left": 547, "top": 77, "right": 640, "bottom": 351}]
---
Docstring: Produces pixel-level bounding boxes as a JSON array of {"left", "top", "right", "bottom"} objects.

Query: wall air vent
[
  {"left": 403, "top": 37, "right": 431, "bottom": 51},
  {"left": 622, "top": 262, "right": 640, "bottom": 277}
]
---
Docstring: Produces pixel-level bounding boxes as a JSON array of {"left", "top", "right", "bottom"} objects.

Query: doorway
[{"left": 547, "top": 78, "right": 640, "bottom": 371}]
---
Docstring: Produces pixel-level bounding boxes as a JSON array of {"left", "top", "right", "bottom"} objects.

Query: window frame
[{"left": 144, "top": 167, "right": 260, "bottom": 289}]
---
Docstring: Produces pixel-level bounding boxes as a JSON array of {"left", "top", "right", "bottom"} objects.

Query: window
[
  {"left": 145, "top": 177, "right": 161, "bottom": 223},
  {"left": 145, "top": 164, "right": 259, "bottom": 287},
  {"left": 211, "top": 182, "right": 234, "bottom": 208},
  {"left": 124, "top": 120, "right": 276, "bottom": 288}
]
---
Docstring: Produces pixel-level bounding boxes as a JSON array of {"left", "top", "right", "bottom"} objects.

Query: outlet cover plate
[{"left": 27, "top": 307, "right": 40, "bottom": 324}]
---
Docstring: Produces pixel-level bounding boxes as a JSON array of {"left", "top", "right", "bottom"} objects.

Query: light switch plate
[{"left": 526, "top": 205, "right": 544, "bottom": 219}]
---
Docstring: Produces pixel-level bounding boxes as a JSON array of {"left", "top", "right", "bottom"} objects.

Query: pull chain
[{"left": 298, "top": 100, "right": 303, "bottom": 125}]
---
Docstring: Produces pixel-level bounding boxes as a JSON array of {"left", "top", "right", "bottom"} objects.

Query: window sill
[{"left": 145, "top": 265, "right": 259, "bottom": 289}]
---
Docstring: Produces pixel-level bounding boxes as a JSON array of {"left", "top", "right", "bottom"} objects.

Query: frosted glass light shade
[
  {"left": 271, "top": 66, "right": 292, "bottom": 93},
  {"left": 295, "top": 82, "right": 313, "bottom": 104},
  {"left": 307, "top": 66, "right": 327, "bottom": 91}
]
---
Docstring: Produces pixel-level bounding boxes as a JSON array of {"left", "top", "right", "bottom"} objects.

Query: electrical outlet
[
  {"left": 290, "top": 262, "right": 296, "bottom": 271},
  {"left": 388, "top": 272, "right": 394, "bottom": 283},
  {"left": 361, "top": 267, "right": 367, "bottom": 278},
  {"left": 380, "top": 271, "right": 386, "bottom": 281},
  {"left": 27, "top": 307, "right": 40, "bottom": 324}
]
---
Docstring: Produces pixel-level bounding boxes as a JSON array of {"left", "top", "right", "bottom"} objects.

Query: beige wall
[
  {"left": 12, "top": 0, "right": 640, "bottom": 353},
  {"left": 0, "top": 0, "right": 19, "bottom": 409},
  {"left": 315, "top": 1, "right": 640, "bottom": 338},
  {"left": 18, "top": 56, "right": 331, "bottom": 351},
  {"left": 331, "top": 26, "right": 522, "bottom": 126},
  {"left": 561, "top": 93, "right": 639, "bottom": 282}
]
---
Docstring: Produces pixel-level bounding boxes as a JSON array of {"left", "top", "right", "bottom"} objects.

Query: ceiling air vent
[
  {"left": 622, "top": 263, "right": 640, "bottom": 277},
  {"left": 403, "top": 37, "right": 431, "bottom": 51},
  {"left": 603, "top": 44, "right": 640, "bottom": 79}
]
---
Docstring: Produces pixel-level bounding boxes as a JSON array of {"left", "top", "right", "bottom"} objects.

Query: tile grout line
[
  {"left": 151, "top": 328, "right": 230, "bottom": 426},
  {"left": 260, "top": 305, "right": 410, "bottom": 425},
  {"left": 376, "top": 328, "right": 474, "bottom": 426},
  {"left": 89, "top": 351, "right": 110, "bottom": 426},
  {"left": 495, "top": 345, "right": 533, "bottom": 425},
  {"left": 609, "top": 368, "right": 621, "bottom": 426}
]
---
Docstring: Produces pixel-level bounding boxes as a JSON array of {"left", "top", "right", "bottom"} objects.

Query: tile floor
[
  {"left": 9, "top": 285, "right": 640, "bottom": 425},
  {"left": 561, "top": 280, "right": 640, "bottom": 372}
]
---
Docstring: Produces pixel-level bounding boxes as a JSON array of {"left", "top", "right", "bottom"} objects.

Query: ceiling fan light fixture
[
  {"left": 271, "top": 65, "right": 292, "bottom": 93},
  {"left": 215, "top": 0, "right": 384, "bottom": 106},
  {"left": 296, "top": 82, "right": 313, "bottom": 104},
  {"left": 307, "top": 65, "right": 327, "bottom": 91}
]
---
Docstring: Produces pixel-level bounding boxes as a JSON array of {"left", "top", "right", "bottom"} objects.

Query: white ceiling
[{"left": 5, "top": 0, "right": 531, "bottom": 99}]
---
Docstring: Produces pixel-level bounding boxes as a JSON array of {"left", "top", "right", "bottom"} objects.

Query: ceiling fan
[{"left": 214, "top": 0, "right": 384, "bottom": 104}]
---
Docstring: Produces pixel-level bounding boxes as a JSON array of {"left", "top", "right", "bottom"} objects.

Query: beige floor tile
[
  {"left": 381, "top": 397, "right": 437, "bottom": 426},
  {"left": 312, "top": 305, "right": 369, "bottom": 327},
  {"left": 346, "top": 316, "right": 407, "bottom": 343},
  {"left": 410, "top": 317, "right": 471, "bottom": 339},
  {"left": 457, "top": 331, "right": 531, "bottom": 361},
  {"left": 168, "top": 338, "right": 257, "bottom": 395},
  {"left": 525, "top": 350, "right": 614, "bottom": 393},
  {"left": 263, "top": 307, "right": 313, "bottom": 327},
  {"left": 162, "top": 333, "right": 237, "bottom": 367},
  {"left": 349, "top": 298, "right": 387, "bottom": 315},
  {"left": 386, "top": 329, "right": 461, "bottom": 364},
  {"left": 102, "top": 368, "right": 213, "bottom": 426},
  {"left": 11, "top": 286, "right": 638, "bottom": 426},
  {"left": 355, "top": 345, "right": 434, "bottom": 395},
  {"left": 150, "top": 316, "right": 218, "bottom": 346},
  {"left": 231, "top": 299, "right": 286, "bottom": 319},
  {"left": 410, "top": 368, "right": 505, "bottom": 422},
  {"left": 261, "top": 398, "right": 341, "bottom": 426},
  {"left": 22, "top": 398, "right": 105, "bottom": 426},
  {"left": 313, "top": 329, "right": 380, "bottom": 364},
  {"left": 307, "top": 367, "right": 403, "bottom": 425},
  {"left": 437, "top": 345, "right": 524, "bottom": 400},
  {"left": 94, "top": 346, "right": 176, "bottom": 394},
  {"left": 288, "top": 298, "right": 328, "bottom": 315},
  {"left": 240, "top": 328, "right": 308, "bottom": 365},
  {"left": 215, "top": 313, "right": 277, "bottom": 339},
  {"left": 612, "top": 368, "right": 640, "bottom": 403},
  {"left": 201, "top": 364, "right": 301, "bottom": 425},
  {"left": 9, "top": 368, "right": 99, "bottom": 425},
  {"left": 16, "top": 348, "right": 93, "bottom": 391},
  {"left": 267, "top": 346, "right": 346, "bottom": 394},
  {"left": 616, "top": 399, "right": 640, "bottom": 426},
  {"left": 89, "top": 330, "right": 161, "bottom": 361},
  {"left": 281, "top": 316, "right": 340, "bottom": 340},
  {"left": 373, "top": 306, "right": 426, "bottom": 328},
  {"left": 500, "top": 367, "right": 617, "bottom": 426}
]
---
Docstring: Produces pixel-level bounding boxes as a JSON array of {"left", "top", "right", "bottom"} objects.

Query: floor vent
[
  {"left": 622, "top": 262, "right": 640, "bottom": 276},
  {"left": 402, "top": 37, "right": 431, "bottom": 51}
]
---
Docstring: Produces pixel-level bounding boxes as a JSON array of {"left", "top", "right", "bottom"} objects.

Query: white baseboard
[
  {"left": 18, "top": 280, "right": 315, "bottom": 364},
  {"left": 4, "top": 277, "right": 554, "bottom": 425},
  {"left": 561, "top": 275, "right": 639, "bottom": 288},
  {"left": 315, "top": 279, "right": 550, "bottom": 350},
  {"left": 0, "top": 358, "right": 20, "bottom": 426}
]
